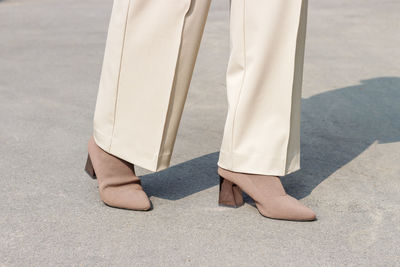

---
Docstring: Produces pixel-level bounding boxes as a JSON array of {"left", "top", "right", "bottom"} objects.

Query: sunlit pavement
[{"left": 0, "top": 0, "right": 399, "bottom": 265}]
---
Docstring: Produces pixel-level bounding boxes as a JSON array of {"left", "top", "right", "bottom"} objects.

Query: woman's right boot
[{"left": 85, "top": 137, "right": 151, "bottom": 211}]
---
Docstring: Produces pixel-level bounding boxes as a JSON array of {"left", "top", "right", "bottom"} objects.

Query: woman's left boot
[
  {"left": 218, "top": 167, "right": 316, "bottom": 221},
  {"left": 85, "top": 136, "right": 151, "bottom": 211}
]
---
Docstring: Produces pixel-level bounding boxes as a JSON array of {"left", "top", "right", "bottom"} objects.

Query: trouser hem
[
  {"left": 217, "top": 150, "right": 300, "bottom": 176},
  {"left": 93, "top": 129, "right": 171, "bottom": 172}
]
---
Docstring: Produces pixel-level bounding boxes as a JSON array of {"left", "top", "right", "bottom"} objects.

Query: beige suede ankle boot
[
  {"left": 218, "top": 167, "right": 316, "bottom": 221},
  {"left": 85, "top": 137, "right": 151, "bottom": 211}
]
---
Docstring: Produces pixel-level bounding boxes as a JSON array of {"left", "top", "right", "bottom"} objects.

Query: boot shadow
[
  {"left": 141, "top": 152, "right": 220, "bottom": 200},
  {"left": 141, "top": 77, "right": 400, "bottom": 200}
]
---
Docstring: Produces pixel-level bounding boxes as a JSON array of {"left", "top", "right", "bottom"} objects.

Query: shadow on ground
[{"left": 141, "top": 77, "right": 400, "bottom": 201}]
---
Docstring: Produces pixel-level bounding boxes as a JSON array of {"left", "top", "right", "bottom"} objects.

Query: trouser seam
[
  {"left": 109, "top": 0, "right": 132, "bottom": 151},
  {"left": 229, "top": 0, "right": 247, "bottom": 168},
  {"left": 156, "top": 0, "right": 193, "bottom": 169},
  {"left": 284, "top": 0, "right": 308, "bottom": 171}
]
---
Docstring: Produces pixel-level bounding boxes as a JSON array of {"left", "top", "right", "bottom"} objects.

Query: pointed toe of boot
[
  {"left": 287, "top": 196, "right": 316, "bottom": 221},
  {"left": 100, "top": 186, "right": 152, "bottom": 211},
  {"left": 257, "top": 195, "right": 316, "bottom": 221},
  {"left": 301, "top": 206, "right": 317, "bottom": 221}
]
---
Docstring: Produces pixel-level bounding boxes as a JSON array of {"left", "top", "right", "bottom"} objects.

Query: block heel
[
  {"left": 218, "top": 175, "right": 244, "bottom": 208},
  {"left": 217, "top": 166, "right": 317, "bottom": 221},
  {"left": 84, "top": 154, "right": 96, "bottom": 179}
]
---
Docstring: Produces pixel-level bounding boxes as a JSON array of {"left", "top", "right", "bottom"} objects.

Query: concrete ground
[{"left": 1, "top": 0, "right": 399, "bottom": 266}]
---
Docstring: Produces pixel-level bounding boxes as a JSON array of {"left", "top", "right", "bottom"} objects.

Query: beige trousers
[{"left": 93, "top": 0, "right": 308, "bottom": 176}]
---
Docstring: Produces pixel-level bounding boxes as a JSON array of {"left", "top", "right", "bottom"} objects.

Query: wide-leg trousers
[{"left": 93, "top": 0, "right": 308, "bottom": 176}]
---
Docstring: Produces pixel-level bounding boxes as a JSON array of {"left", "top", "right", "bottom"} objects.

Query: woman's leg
[
  {"left": 87, "top": 0, "right": 211, "bottom": 210},
  {"left": 217, "top": 0, "right": 316, "bottom": 221},
  {"left": 93, "top": 0, "right": 211, "bottom": 172},
  {"left": 218, "top": 0, "right": 308, "bottom": 176}
]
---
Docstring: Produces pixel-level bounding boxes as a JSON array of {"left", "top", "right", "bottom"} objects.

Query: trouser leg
[
  {"left": 93, "top": 0, "right": 211, "bottom": 171},
  {"left": 218, "top": 0, "right": 308, "bottom": 176}
]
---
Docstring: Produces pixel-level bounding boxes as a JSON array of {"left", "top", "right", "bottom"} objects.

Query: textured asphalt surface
[{"left": 1, "top": 0, "right": 399, "bottom": 266}]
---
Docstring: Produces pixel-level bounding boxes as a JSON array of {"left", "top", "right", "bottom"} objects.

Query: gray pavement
[{"left": 1, "top": 0, "right": 400, "bottom": 266}]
